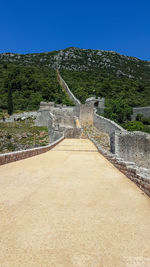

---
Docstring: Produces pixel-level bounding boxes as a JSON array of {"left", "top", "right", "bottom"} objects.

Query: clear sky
[{"left": 0, "top": 0, "right": 150, "bottom": 60}]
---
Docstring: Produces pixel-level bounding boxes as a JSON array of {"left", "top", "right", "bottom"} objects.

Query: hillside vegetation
[
  {"left": 0, "top": 64, "right": 73, "bottom": 112},
  {"left": 0, "top": 119, "right": 49, "bottom": 153},
  {"left": 0, "top": 47, "right": 150, "bottom": 112}
]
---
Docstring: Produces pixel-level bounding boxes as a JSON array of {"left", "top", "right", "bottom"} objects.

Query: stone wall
[
  {"left": 93, "top": 110, "right": 150, "bottom": 171},
  {"left": 89, "top": 135, "right": 150, "bottom": 198},
  {"left": 94, "top": 110, "right": 124, "bottom": 135},
  {"left": 111, "top": 131, "right": 150, "bottom": 169},
  {"left": 132, "top": 106, "right": 150, "bottom": 120},
  {"left": 35, "top": 110, "right": 53, "bottom": 127},
  {"left": 0, "top": 111, "right": 38, "bottom": 123},
  {"left": 57, "top": 70, "right": 81, "bottom": 106},
  {"left": 36, "top": 105, "right": 82, "bottom": 141},
  {"left": 50, "top": 107, "right": 78, "bottom": 127},
  {"left": 0, "top": 136, "right": 64, "bottom": 166},
  {"left": 79, "top": 103, "right": 94, "bottom": 126}
]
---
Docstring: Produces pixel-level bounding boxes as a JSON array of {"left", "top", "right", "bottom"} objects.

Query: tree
[
  {"left": 8, "top": 86, "right": 13, "bottom": 115},
  {"left": 104, "top": 99, "right": 133, "bottom": 124}
]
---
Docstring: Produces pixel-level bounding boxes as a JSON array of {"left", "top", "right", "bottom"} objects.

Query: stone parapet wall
[
  {"left": 89, "top": 135, "right": 150, "bottom": 198},
  {"left": 0, "top": 136, "right": 64, "bottom": 166},
  {"left": 111, "top": 131, "right": 150, "bottom": 169},
  {"left": 94, "top": 110, "right": 124, "bottom": 135}
]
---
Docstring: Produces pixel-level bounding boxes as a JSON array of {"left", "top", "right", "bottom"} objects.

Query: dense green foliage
[
  {"left": 61, "top": 69, "right": 150, "bottom": 106},
  {"left": 0, "top": 47, "right": 150, "bottom": 113},
  {"left": 7, "top": 85, "right": 13, "bottom": 115},
  {"left": 122, "top": 121, "right": 150, "bottom": 133},
  {"left": 0, "top": 63, "right": 73, "bottom": 112},
  {"left": 103, "top": 99, "right": 133, "bottom": 124}
]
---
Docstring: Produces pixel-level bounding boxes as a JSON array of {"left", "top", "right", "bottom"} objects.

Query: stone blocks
[
  {"left": 0, "top": 136, "right": 64, "bottom": 166},
  {"left": 89, "top": 135, "right": 150, "bottom": 198}
]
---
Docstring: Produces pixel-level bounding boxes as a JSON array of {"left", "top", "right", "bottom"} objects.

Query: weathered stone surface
[
  {"left": 0, "top": 136, "right": 64, "bottom": 166},
  {"left": 89, "top": 135, "right": 150, "bottom": 198},
  {"left": 0, "top": 111, "right": 38, "bottom": 123},
  {"left": 94, "top": 110, "right": 124, "bottom": 135},
  {"left": 111, "top": 131, "right": 150, "bottom": 170}
]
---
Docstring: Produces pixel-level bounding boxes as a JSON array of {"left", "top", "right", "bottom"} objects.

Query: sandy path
[{"left": 0, "top": 139, "right": 150, "bottom": 266}]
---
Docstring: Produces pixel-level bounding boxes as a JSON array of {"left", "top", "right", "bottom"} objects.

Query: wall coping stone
[
  {"left": 0, "top": 135, "right": 64, "bottom": 166},
  {"left": 94, "top": 110, "right": 126, "bottom": 133},
  {"left": 88, "top": 134, "right": 150, "bottom": 197}
]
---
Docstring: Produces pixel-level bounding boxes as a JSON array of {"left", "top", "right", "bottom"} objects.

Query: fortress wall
[
  {"left": 35, "top": 110, "right": 53, "bottom": 127},
  {"left": 94, "top": 111, "right": 124, "bottom": 135},
  {"left": 57, "top": 70, "right": 81, "bottom": 106},
  {"left": 51, "top": 106, "right": 80, "bottom": 122},
  {"left": 0, "top": 136, "right": 64, "bottom": 166},
  {"left": 35, "top": 106, "right": 81, "bottom": 141},
  {"left": 89, "top": 135, "right": 150, "bottom": 198},
  {"left": 132, "top": 106, "right": 150, "bottom": 120},
  {"left": 79, "top": 103, "right": 94, "bottom": 126},
  {"left": 111, "top": 131, "right": 150, "bottom": 169},
  {"left": 93, "top": 110, "right": 150, "bottom": 170},
  {"left": 0, "top": 111, "right": 38, "bottom": 123}
]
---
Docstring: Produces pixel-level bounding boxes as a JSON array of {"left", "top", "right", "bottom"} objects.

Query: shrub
[
  {"left": 122, "top": 121, "right": 144, "bottom": 131},
  {"left": 8, "top": 87, "right": 13, "bottom": 115},
  {"left": 141, "top": 117, "right": 150, "bottom": 125},
  {"left": 104, "top": 99, "right": 133, "bottom": 124},
  {"left": 136, "top": 113, "right": 144, "bottom": 121}
]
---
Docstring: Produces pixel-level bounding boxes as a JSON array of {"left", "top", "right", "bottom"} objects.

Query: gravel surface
[
  {"left": 0, "top": 139, "right": 150, "bottom": 266},
  {"left": 81, "top": 126, "right": 110, "bottom": 151}
]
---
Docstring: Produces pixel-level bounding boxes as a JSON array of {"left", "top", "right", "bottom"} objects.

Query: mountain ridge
[
  {"left": 0, "top": 47, "right": 149, "bottom": 62},
  {"left": 0, "top": 47, "right": 150, "bottom": 112}
]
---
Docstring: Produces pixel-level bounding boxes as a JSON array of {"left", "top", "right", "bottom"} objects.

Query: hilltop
[
  {"left": 1, "top": 47, "right": 150, "bottom": 74},
  {"left": 0, "top": 47, "right": 150, "bottom": 111}
]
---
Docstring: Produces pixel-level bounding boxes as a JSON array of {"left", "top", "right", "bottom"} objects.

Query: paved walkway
[{"left": 0, "top": 139, "right": 150, "bottom": 266}]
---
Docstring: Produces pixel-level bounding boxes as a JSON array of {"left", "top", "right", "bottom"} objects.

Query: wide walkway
[{"left": 0, "top": 139, "right": 150, "bottom": 266}]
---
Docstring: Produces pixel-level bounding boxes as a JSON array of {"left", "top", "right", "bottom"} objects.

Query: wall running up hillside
[
  {"left": 57, "top": 70, "right": 81, "bottom": 106},
  {"left": 93, "top": 110, "right": 124, "bottom": 135}
]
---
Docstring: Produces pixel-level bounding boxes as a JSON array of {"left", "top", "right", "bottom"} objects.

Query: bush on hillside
[
  {"left": 104, "top": 99, "right": 133, "bottom": 124},
  {"left": 122, "top": 121, "right": 144, "bottom": 131},
  {"left": 136, "top": 113, "right": 150, "bottom": 125}
]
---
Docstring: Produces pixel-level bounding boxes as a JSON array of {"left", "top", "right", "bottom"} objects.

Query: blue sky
[{"left": 0, "top": 0, "right": 150, "bottom": 60}]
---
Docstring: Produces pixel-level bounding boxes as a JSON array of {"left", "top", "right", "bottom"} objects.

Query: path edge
[
  {"left": 88, "top": 135, "right": 150, "bottom": 198},
  {"left": 0, "top": 135, "right": 65, "bottom": 166}
]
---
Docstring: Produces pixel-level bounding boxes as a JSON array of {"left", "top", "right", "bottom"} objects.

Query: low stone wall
[
  {"left": 111, "top": 131, "right": 150, "bottom": 169},
  {"left": 89, "top": 135, "right": 150, "bottom": 198},
  {"left": 0, "top": 136, "right": 64, "bottom": 166},
  {"left": 0, "top": 111, "right": 38, "bottom": 123},
  {"left": 94, "top": 110, "right": 124, "bottom": 135},
  {"left": 132, "top": 106, "right": 150, "bottom": 120},
  {"left": 57, "top": 70, "right": 81, "bottom": 106}
]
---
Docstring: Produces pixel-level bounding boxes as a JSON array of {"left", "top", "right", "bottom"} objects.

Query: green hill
[{"left": 0, "top": 47, "right": 150, "bottom": 112}]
